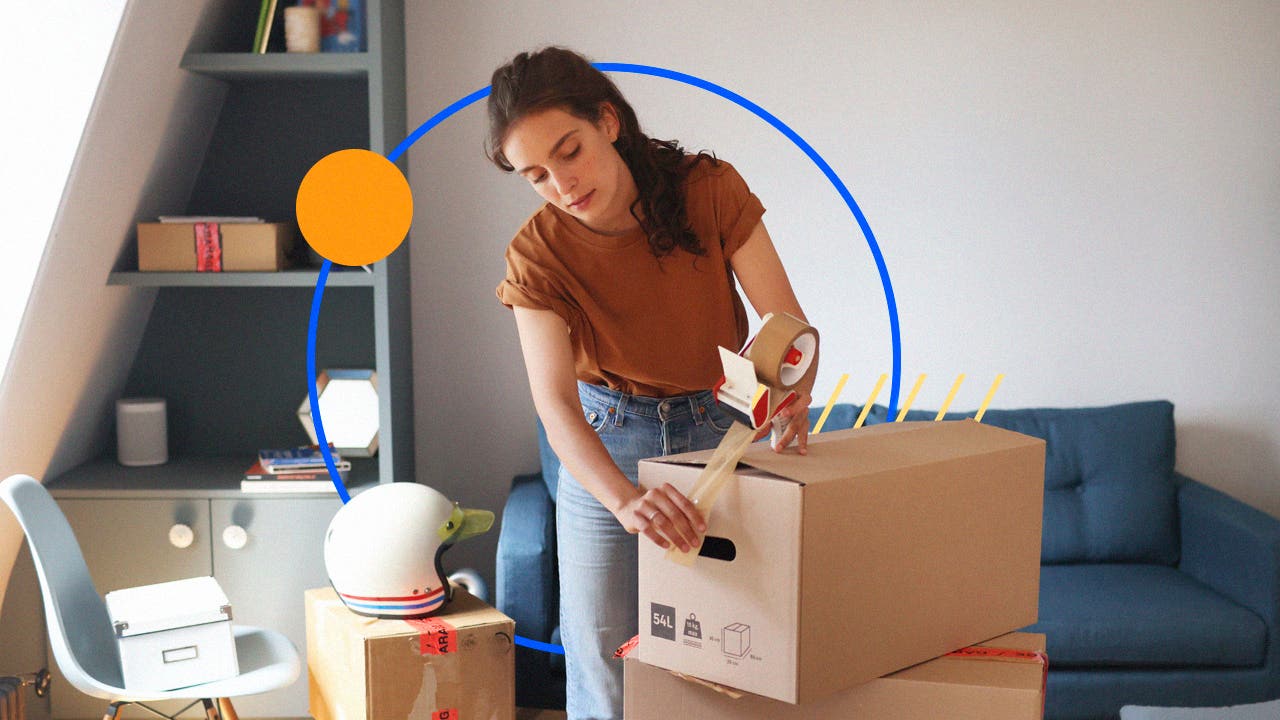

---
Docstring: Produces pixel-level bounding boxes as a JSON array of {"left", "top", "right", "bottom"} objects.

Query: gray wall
[{"left": 405, "top": 1, "right": 1280, "bottom": 584}]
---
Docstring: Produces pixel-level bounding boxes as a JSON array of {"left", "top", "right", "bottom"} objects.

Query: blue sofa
[{"left": 496, "top": 401, "right": 1280, "bottom": 718}]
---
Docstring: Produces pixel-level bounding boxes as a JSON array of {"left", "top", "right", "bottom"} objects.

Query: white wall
[
  {"left": 406, "top": 1, "right": 1280, "bottom": 583},
  {"left": 0, "top": 6, "right": 128, "bottom": 385},
  {"left": 0, "top": 2, "right": 225, "bottom": 709},
  {"left": 0, "top": 4, "right": 126, "bottom": 703}
]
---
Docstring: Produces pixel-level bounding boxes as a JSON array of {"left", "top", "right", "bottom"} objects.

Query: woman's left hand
[{"left": 753, "top": 389, "right": 812, "bottom": 454}]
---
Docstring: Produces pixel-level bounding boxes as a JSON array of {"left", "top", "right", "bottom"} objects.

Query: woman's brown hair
[{"left": 487, "top": 46, "right": 715, "bottom": 258}]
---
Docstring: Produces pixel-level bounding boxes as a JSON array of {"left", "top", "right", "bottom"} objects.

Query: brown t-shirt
[{"left": 496, "top": 159, "right": 765, "bottom": 397}]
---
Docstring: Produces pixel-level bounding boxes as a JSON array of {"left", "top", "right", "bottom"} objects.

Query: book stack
[{"left": 242, "top": 446, "right": 350, "bottom": 494}]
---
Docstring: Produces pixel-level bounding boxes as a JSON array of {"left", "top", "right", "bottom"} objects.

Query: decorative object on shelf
[
  {"left": 284, "top": 5, "right": 321, "bottom": 53},
  {"left": 115, "top": 397, "right": 168, "bottom": 467},
  {"left": 137, "top": 218, "right": 293, "bottom": 272},
  {"left": 298, "top": 0, "right": 364, "bottom": 53},
  {"left": 253, "top": 0, "right": 280, "bottom": 53},
  {"left": 297, "top": 369, "right": 379, "bottom": 457}
]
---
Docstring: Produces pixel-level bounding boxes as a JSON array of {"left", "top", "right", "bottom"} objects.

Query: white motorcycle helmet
[{"left": 324, "top": 482, "right": 494, "bottom": 618}]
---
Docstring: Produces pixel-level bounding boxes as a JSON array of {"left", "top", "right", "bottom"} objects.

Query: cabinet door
[
  {"left": 54, "top": 499, "right": 213, "bottom": 720},
  {"left": 211, "top": 496, "right": 339, "bottom": 718}
]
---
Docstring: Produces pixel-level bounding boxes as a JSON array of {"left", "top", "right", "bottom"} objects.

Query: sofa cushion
[
  {"left": 866, "top": 400, "right": 1179, "bottom": 564},
  {"left": 1027, "top": 564, "right": 1267, "bottom": 668}
]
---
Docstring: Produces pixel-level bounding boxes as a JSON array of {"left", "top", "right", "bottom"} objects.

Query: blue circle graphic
[{"left": 306, "top": 63, "right": 901, "bottom": 652}]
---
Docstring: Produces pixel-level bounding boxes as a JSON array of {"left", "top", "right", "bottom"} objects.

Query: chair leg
[
  {"left": 103, "top": 701, "right": 127, "bottom": 720},
  {"left": 201, "top": 698, "right": 222, "bottom": 720},
  {"left": 216, "top": 698, "right": 239, "bottom": 720}
]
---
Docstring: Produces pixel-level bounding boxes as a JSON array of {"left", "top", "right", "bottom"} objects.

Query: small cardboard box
[
  {"left": 137, "top": 222, "right": 293, "bottom": 271},
  {"left": 638, "top": 420, "right": 1045, "bottom": 703},
  {"left": 104, "top": 576, "right": 238, "bottom": 691},
  {"left": 306, "top": 586, "right": 515, "bottom": 720},
  {"left": 624, "top": 631, "right": 1047, "bottom": 719}
]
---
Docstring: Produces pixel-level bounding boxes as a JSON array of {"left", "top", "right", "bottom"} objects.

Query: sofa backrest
[{"left": 816, "top": 400, "right": 1181, "bottom": 565}]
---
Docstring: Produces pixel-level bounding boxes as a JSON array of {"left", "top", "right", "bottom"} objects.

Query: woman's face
[{"left": 502, "top": 105, "right": 639, "bottom": 234}]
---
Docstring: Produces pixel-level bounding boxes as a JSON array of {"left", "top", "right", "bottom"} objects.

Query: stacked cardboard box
[
  {"left": 629, "top": 419, "right": 1047, "bottom": 717},
  {"left": 305, "top": 586, "right": 515, "bottom": 720},
  {"left": 624, "top": 631, "right": 1047, "bottom": 719}
]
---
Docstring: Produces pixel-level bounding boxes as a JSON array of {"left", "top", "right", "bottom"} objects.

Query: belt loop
[
  {"left": 687, "top": 393, "right": 702, "bottom": 425},
  {"left": 692, "top": 391, "right": 708, "bottom": 426},
  {"left": 614, "top": 392, "right": 628, "bottom": 427}
]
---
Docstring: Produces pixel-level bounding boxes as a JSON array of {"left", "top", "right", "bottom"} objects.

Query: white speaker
[{"left": 116, "top": 397, "right": 168, "bottom": 466}]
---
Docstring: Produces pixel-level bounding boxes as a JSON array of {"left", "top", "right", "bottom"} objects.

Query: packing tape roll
[{"left": 747, "top": 313, "right": 818, "bottom": 390}]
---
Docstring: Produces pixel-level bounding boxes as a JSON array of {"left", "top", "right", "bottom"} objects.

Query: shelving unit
[
  {"left": 53, "top": 0, "right": 410, "bottom": 493},
  {"left": 42, "top": 2, "right": 409, "bottom": 718}
]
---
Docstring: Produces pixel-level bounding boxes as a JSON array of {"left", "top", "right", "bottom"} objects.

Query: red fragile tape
[
  {"left": 194, "top": 222, "right": 222, "bottom": 272},
  {"left": 945, "top": 644, "right": 1049, "bottom": 716},
  {"left": 613, "top": 634, "right": 639, "bottom": 659},
  {"left": 405, "top": 616, "right": 458, "bottom": 656}
]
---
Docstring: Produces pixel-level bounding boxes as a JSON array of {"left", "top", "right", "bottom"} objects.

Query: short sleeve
[
  {"left": 495, "top": 239, "right": 577, "bottom": 327},
  {"left": 706, "top": 161, "right": 766, "bottom": 259}
]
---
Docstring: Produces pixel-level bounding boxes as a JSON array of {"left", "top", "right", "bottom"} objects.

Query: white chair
[{"left": 0, "top": 474, "right": 300, "bottom": 720}]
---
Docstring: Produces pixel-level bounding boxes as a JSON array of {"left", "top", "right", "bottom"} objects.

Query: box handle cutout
[
  {"left": 162, "top": 645, "right": 199, "bottom": 664},
  {"left": 697, "top": 535, "right": 736, "bottom": 562}
]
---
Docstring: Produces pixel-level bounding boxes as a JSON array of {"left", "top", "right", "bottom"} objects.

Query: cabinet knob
[
  {"left": 222, "top": 525, "right": 249, "bottom": 550},
  {"left": 168, "top": 524, "right": 195, "bottom": 549}
]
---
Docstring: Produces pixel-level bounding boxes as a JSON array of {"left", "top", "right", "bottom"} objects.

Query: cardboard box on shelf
[
  {"left": 637, "top": 419, "right": 1046, "bottom": 704},
  {"left": 624, "top": 631, "right": 1047, "bottom": 720},
  {"left": 306, "top": 585, "right": 515, "bottom": 720},
  {"left": 137, "top": 221, "right": 293, "bottom": 271}
]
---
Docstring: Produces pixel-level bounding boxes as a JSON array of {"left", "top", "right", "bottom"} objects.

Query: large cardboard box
[
  {"left": 137, "top": 222, "right": 293, "bottom": 271},
  {"left": 306, "top": 586, "right": 515, "bottom": 720},
  {"left": 624, "top": 631, "right": 1047, "bottom": 719},
  {"left": 104, "top": 576, "right": 238, "bottom": 691},
  {"left": 637, "top": 420, "right": 1045, "bottom": 703}
]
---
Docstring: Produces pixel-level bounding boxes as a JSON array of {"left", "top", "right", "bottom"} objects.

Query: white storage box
[{"left": 104, "top": 576, "right": 239, "bottom": 691}]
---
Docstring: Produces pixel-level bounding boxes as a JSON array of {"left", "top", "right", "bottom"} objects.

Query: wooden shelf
[
  {"left": 108, "top": 269, "right": 376, "bottom": 287},
  {"left": 47, "top": 454, "right": 377, "bottom": 499},
  {"left": 181, "top": 51, "right": 371, "bottom": 80}
]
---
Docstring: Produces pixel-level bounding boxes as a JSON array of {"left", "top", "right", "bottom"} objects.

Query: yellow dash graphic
[
  {"left": 974, "top": 374, "right": 1005, "bottom": 423},
  {"left": 813, "top": 373, "right": 850, "bottom": 434},
  {"left": 853, "top": 374, "right": 887, "bottom": 429},
  {"left": 935, "top": 374, "right": 966, "bottom": 421},
  {"left": 895, "top": 374, "right": 927, "bottom": 422}
]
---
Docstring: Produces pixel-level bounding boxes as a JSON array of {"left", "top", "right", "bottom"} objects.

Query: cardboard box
[
  {"left": 637, "top": 420, "right": 1045, "bottom": 703},
  {"left": 137, "top": 222, "right": 293, "bottom": 271},
  {"left": 624, "top": 632, "right": 1047, "bottom": 719},
  {"left": 104, "top": 576, "right": 238, "bottom": 691},
  {"left": 306, "top": 586, "right": 515, "bottom": 720}
]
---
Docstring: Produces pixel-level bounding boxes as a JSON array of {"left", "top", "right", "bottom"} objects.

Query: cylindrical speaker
[{"left": 116, "top": 397, "right": 168, "bottom": 466}]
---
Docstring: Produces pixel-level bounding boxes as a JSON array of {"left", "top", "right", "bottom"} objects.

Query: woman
[{"left": 490, "top": 47, "right": 815, "bottom": 720}]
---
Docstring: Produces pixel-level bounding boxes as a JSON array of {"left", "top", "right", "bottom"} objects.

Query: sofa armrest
[
  {"left": 1178, "top": 473, "right": 1280, "bottom": 628},
  {"left": 496, "top": 472, "right": 559, "bottom": 642}
]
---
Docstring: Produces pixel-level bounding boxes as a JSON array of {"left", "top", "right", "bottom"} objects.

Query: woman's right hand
[{"left": 616, "top": 483, "right": 706, "bottom": 553}]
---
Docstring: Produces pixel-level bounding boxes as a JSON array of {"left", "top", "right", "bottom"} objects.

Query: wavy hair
[{"left": 486, "top": 46, "right": 715, "bottom": 258}]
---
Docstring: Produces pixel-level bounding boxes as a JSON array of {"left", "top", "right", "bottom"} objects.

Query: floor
[{"left": 515, "top": 709, "right": 568, "bottom": 720}]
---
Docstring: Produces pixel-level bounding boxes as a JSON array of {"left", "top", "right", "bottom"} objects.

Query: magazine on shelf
[
  {"left": 242, "top": 460, "right": 346, "bottom": 494},
  {"left": 258, "top": 446, "right": 348, "bottom": 474}
]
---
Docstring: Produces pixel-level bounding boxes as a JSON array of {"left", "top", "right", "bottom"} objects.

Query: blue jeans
[{"left": 557, "top": 381, "right": 735, "bottom": 720}]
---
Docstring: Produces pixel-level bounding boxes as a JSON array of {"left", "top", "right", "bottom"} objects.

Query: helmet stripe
[
  {"left": 340, "top": 593, "right": 446, "bottom": 612},
  {"left": 339, "top": 585, "right": 446, "bottom": 602}
]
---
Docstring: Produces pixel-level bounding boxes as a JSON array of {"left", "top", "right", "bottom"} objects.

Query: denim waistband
[{"left": 577, "top": 381, "right": 716, "bottom": 423}]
